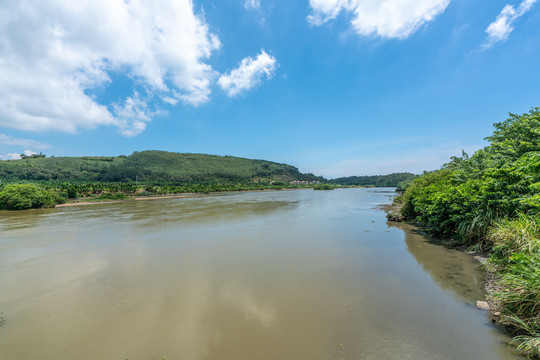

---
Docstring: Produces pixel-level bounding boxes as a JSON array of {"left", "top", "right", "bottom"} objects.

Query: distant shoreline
[{"left": 54, "top": 188, "right": 305, "bottom": 208}]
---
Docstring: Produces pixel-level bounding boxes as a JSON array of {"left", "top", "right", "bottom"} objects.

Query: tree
[{"left": 0, "top": 184, "right": 56, "bottom": 210}]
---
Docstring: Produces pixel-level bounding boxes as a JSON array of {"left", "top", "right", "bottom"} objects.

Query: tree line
[{"left": 331, "top": 172, "right": 416, "bottom": 187}]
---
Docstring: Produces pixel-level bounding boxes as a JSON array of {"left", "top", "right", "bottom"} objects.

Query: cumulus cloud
[
  {"left": 218, "top": 50, "right": 277, "bottom": 97},
  {"left": 484, "top": 0, "right": 537, "bottom": 47},
  {"left": 112, "top": 92, "right": 156, "bottom": 137},
  {"left": 0, "top": 0, "right": 221, "bottom": 136},
  {"left": 245, "top": 0, "right": 261, "bottom": 9},
  {"left": 307, "top": 0, "right": 451, "bottom": 39}
]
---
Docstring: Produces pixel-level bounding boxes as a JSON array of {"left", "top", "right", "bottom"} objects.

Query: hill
[{"left": 0, "top": 151, "right": 324, "bottom": 184}]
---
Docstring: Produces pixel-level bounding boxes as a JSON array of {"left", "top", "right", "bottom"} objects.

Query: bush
[
  {"left": 314, "top": 184, "right": 335, "bottom": 190},
  {"left": 0, "top": 184, "right": 57, "bottom": 210},
  {"left": 66, "top": 185, "right": 78, "bottom": 198}
]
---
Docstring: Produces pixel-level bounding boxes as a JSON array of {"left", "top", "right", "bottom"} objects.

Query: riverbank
[{"left": 385, "top": 197, "right": 539, "bottom": 358}]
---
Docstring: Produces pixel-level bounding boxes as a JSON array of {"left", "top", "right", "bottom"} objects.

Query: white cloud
[
  {"left": 307, "top": 0, "right": 451, "bottom": 39},
  {"left": 245, "top": 0, "right": 261, "bottom": 9},
  {"left": 218, "top": 50, "right": 277, "bottom": 97},
  {"left": 112, "top": 92, "right": 155, "bottom": 137},
  {"left": 0, "top": 134, "right": 51, "bottom": 149},
  {"left": 0, "top": 0, "right": 221, "bottom": 136},
  {"left": 0, "top": 153, "right": 23, "bottom": 161},
  {"left": 484, "top": 0, "right": 537, "bottom": 47},
  {"left": 23, "top": 150, "right": 37, "bottom": 157}
]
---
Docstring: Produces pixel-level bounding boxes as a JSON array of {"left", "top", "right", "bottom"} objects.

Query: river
[{"left": 0, "top": 188, "right": 522, "bottom": 359}]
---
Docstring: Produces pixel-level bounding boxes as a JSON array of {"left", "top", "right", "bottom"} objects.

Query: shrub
[
  {"left": 0, "top": 184, "right": 57, "bottom": 210},
  {"left": 314, "top": 184, "right": 335, "bottom": 190}
]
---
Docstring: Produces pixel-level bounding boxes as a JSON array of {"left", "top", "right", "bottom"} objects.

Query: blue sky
[{"left": 0, "top": 0, "right": 539, "bottom": 177}]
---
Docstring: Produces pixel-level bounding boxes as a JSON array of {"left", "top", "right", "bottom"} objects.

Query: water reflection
[
  {"left": 0, "top": 207, "right": 57, "bottom": 231},
  {"left": 388, "top": 222, "right": 485, "bottom": 304},
  {"left": 127, "top": 197, "right": 299, "bottom": 228},
  {"left": 220, "top": 279, "right": 277, "bottom": 328}
]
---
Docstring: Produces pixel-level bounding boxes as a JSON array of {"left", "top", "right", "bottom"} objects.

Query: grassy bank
[
  {"left": 395, "top": 108, "right": 540, "bottom": 358},
  {"left": 488, "top": 215, "right": 540, "bottom": 357}
]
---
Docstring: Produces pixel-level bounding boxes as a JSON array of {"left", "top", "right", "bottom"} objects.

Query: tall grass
[
  {"left": 509, "top": 317, "right": 540, "bottom": 358},
  {"left": 457, "top": 206, "right": 500, "bottom": 246},
  {"left": 489, "top": 213, "right": 540, "bottom": 254},
  {"left": 488, "top": 213, "right": 540, "bottom": 358}
]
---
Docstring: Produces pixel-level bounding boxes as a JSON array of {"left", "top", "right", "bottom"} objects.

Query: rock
[
  {"left": 386, "top": 211, "right": 405, "bottom": 222},
  {"left": 476, "top": 301, "right": 490, "bottom": 310}
]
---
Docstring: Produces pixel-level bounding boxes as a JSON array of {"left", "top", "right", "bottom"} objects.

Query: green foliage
[
  {"left": 395, "top": 177, "right": 416, "bottom": 192},
  {"left": 486, "top": 108, "right": 540, "bottom": 160},
  {"left": 489, "top": 213, "right": 540, "bottom": 263},
  {"left": 97, "top": 193, "right": 128, "bottom": 200},
  {"left": 0, "top": 184, "right": 57, "bottom": 210},
  {"left": 0, "top": 150, "right": 324, "bottom": 184},
  {"left": 0, "top": 151, "right": 327, "bottom": 208},
  {"left": 314, "top": 184, "right": 335, "bottom": 190},
  {"left": 488, "top": 216, "right": 540, "bottom": 324},
  {"left": 20, "top": 152, "right": 46, "bottom": 159},
  {"left": 401, "top": 108, "right": 540, "bottom": 242},
  {"left": 332, "top": 172, "right": 416, "bottom": 187},
  {"left": 488, "top": 215, "right": 540, "bottom": 350},
  {"left": 511, "top": 327, "right": 540, "bottom": 359},
  {"left": 65, "top": 185, "right": 78, "bottom": 198}
]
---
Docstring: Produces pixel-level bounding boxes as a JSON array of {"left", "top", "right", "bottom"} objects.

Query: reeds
[{"left": 488, "top": 213, "right": 540, "bottom": 358}]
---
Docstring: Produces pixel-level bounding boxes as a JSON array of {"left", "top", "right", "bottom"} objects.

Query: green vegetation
[
  {"left": 0, "top": 151, "right": 329, "bottom": 209},
  {"left": 332, "top": 172, "right": 416, "bottom": 187},
  {"left": 20, "top": 152, "right": 46, "bottom": 159},
  {"left": 0, "top": 184, "right": 58, "bottom": 210},
  {"left": 97, "top": 193, "right": 128, "bottom": 200},
  {"left": 395, "top": 176, "right": 416, "bottom": 192},
  {"left": 488, "top": 215, "right": 540, "bottom": 358},
  {"left": 0, "top": 151, "right": 323, "bottom": 184},
  {"left": 0, "top": 312, "right": 5, "bottom": 327},
  {"left": 398, "top": 108, "right": 540, "bottom": 358},
  {"left": 313, "top": 184, "right": 335, "bottom": 190}
]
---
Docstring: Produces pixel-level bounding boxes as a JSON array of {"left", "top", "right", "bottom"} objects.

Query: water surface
[{"left": 0, "top": 189, "right": 521, "bottom": 359}]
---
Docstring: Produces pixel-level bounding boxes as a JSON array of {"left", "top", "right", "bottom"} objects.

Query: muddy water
[{"left": 0, "top": 188, "right": 522, "bottom": 359}]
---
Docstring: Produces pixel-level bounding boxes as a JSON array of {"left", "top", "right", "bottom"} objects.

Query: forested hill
[
  {"left": 0, "top": 150, "right": 324, "bottom": 183},
  {"left": 331, "top": 172, "right": 416, "bottom": 187}
]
